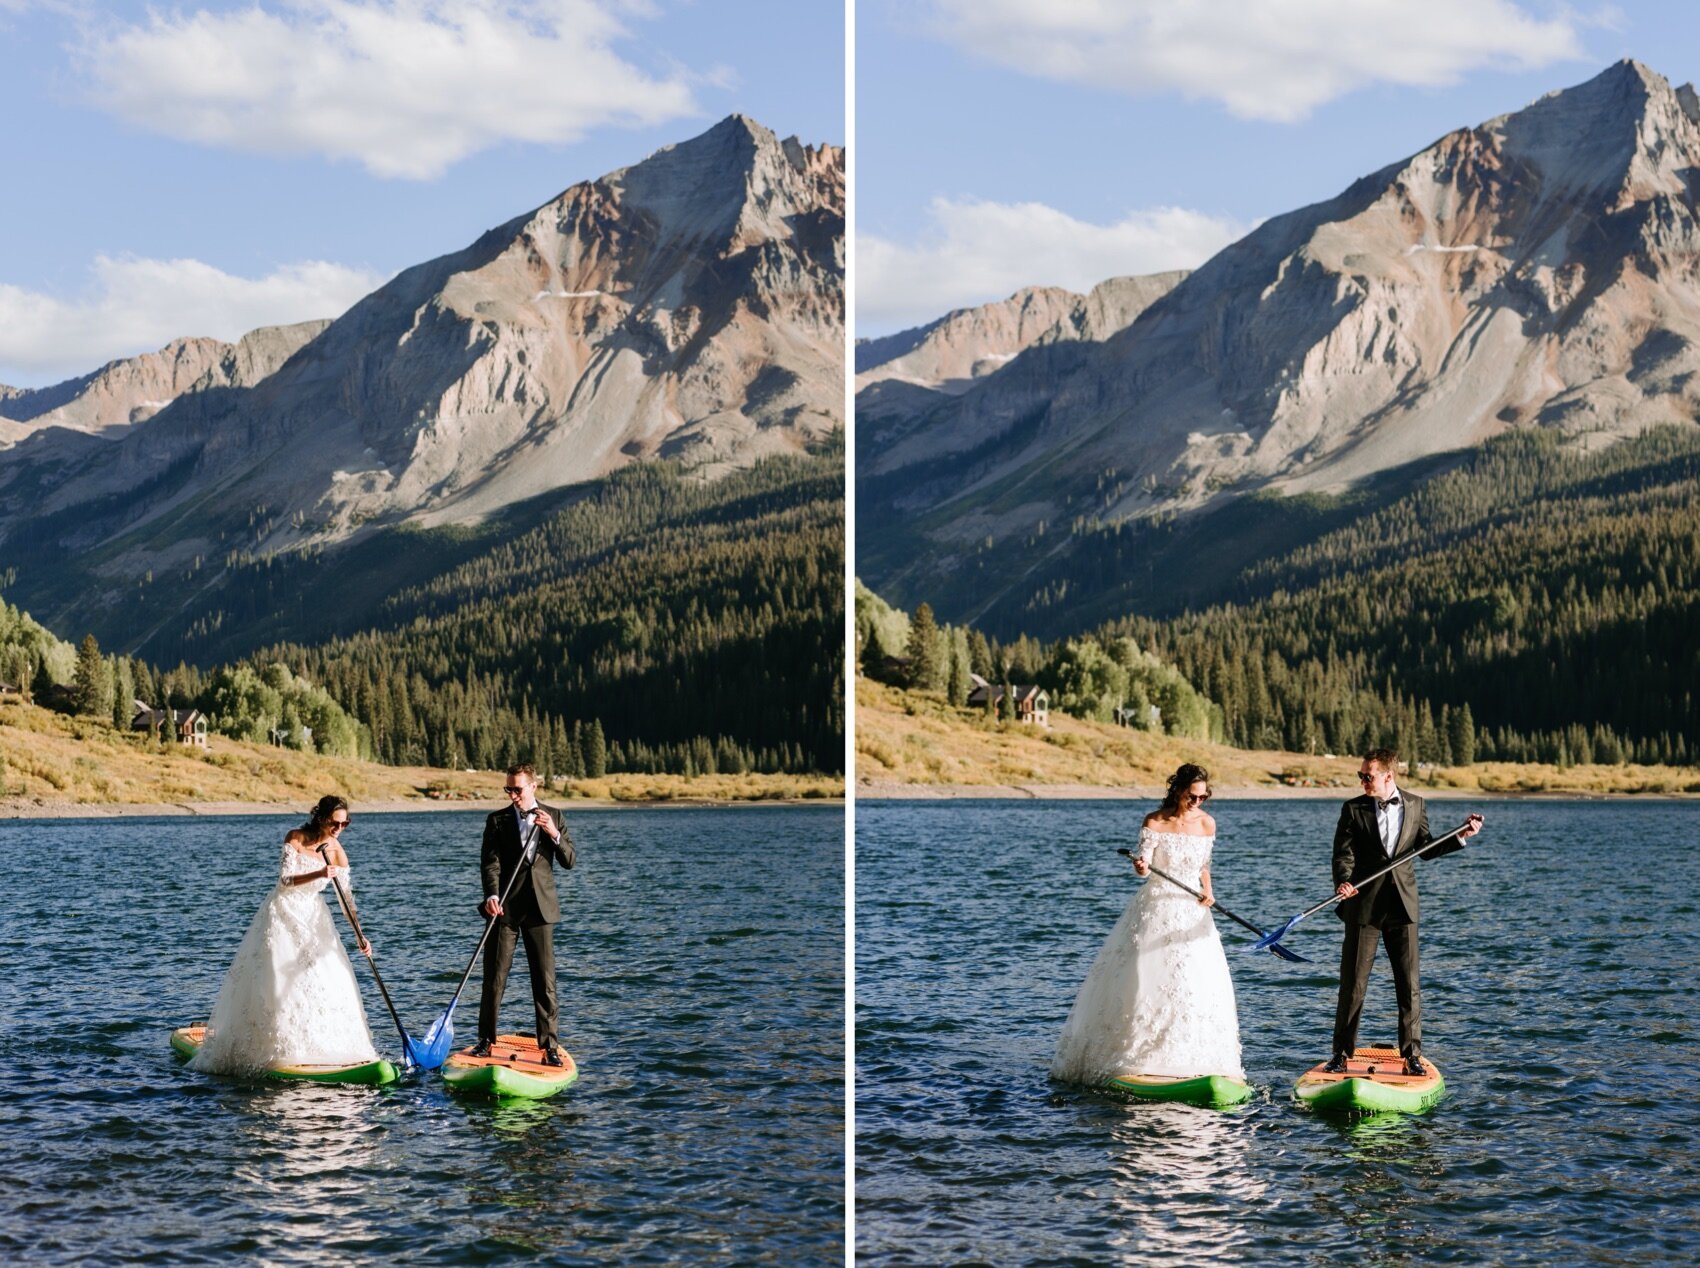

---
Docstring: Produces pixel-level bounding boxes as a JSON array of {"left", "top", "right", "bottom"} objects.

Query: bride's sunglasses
[{"left": 1184, "top": 792, "right": 1211, "bottom": 804}]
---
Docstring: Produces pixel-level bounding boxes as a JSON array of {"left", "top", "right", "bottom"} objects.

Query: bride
[
  {"left": 191, "top": 795, "right": 382, "bottom": 1074},
  {"left": 1052, "top": 764, "right": 1245, "bottom": 1086}
]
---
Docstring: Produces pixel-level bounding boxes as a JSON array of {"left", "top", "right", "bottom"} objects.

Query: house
[
  {"left": 966, "top": 674, "right": 1050, "bottom": 726},
  {"left": 132, "top": 703, "right": 209, "bottom": 748}
]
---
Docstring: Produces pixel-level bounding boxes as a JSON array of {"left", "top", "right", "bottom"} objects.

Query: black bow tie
[{"left": 1379, "top": 797, "right": 1401, "bottom": 809}]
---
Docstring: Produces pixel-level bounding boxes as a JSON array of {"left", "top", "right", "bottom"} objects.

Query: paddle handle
[
  {"left": 1302, "top": 821, "right": 1474, "bottom": 920},
  {"left": 1116, "top": 847, "right": 1265, "bottom": 939}
]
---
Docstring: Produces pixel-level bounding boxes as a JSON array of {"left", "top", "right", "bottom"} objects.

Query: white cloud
[
  {"left": 76, "top": 1, "right": 701, "bottom": 179},
  {"left": 930, "top": 0, "right": 1587, "bottom": 121},
  {"left": 857, "top": 196, "right": 1246, "bottom": 332},
  {"left": 0, "top": 255, "right": 385, "bottom": 386}
]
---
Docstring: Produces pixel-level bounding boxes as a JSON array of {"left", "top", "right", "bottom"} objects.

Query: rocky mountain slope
[
  {"left": 858, "top": 60, "right": 1700, "bottom": 629},
  {"left": 0, "top": 115, "right": 843, "bottom": 644},
  {"left": 854, "top": 273, "right": 1183, "bottom": 430},
  {"left": 0, "top": 322, "right": 326, "bottom": 447}
]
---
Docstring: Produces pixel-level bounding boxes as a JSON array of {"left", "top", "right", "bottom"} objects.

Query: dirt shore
[
  {"left": 854, "top": 779, "right": 1637, "bottom": 802},
  {"left": 0, "top": 796, "right": 843, "bottom": 820}
]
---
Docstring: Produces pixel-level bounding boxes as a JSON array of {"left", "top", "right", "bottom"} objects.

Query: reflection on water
[{"left": 1104, "top": 1103, "right": 1264, "bottom": 1265}]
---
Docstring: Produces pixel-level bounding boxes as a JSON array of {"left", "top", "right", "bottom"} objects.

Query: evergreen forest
[
  {"left": 866, "top": 427, "right": 1700, "bottom": 768},
  {"left": 3, "top": 441, "right": 845, "bottom": 778}
]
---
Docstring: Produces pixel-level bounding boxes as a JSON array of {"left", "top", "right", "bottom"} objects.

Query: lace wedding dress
[
  {"left": 190, "top": 844, "right": 380, "bottom": 1074},
  {"left": 1052, "top": 828, "right": 1245, "bottom": 1083}
]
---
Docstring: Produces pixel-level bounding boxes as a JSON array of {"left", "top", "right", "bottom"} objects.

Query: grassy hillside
[
  {"left": 855, "top": 678, "right": 1700, "bottom": 797},
  {"left": 0, "top": 699, "right": 840, "bottom": 810}
]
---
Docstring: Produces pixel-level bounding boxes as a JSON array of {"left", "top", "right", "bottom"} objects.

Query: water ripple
[
  {"left": 0, "top": 806, "right": 843, "bottom": 1263},
  {"left": 856, "top": 798, "right": 1700, "bottom": 1265}
]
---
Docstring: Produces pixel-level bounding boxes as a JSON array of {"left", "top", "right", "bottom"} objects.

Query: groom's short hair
[
  {"left": 1363, "top": 747, "right": 1398, "bottom": 771},
  {"left": 507, "top": 762, "right": 537, "bottom": 781}
]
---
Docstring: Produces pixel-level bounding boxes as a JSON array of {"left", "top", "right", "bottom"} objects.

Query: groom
[
  {"left": 1327, "top": 747, "right": 1482, "bottom": 1077},
  {"left": 475, "top": 763, "right": 576, "bottom": 1065}
]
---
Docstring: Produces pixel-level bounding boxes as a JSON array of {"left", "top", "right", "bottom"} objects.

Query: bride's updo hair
[
  {"left": 1157, "top": 763, "right": 1212, "bottom": 818},
  {"left": 300, "top": 794, "right": 349, "bottom": 839}
]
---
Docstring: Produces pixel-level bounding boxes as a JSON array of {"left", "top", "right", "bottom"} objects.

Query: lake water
[
  {"left": 0, "top": 805, "right": 844, "bottom": 1264},
  {"left": 856, "top": 798, "right": 1700, "bottom": 1265}
]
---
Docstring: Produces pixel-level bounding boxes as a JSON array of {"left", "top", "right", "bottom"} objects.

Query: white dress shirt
[{"left": 1375, "top": 792, "right": 1404, "bottom": 858}]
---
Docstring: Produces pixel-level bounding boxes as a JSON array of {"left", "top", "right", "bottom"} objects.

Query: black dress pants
[
  {"left": 478, "top": 917, "right": 559, "bottom": 1049},
  {"left": 1331, "top": 912, "right": 1422, "bottom": 1060}
]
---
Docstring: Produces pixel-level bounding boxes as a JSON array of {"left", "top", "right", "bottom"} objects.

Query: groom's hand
[
  {"left": 482, "top": 897, "right": 503, "bottom": 918},
  {"left": 1461, "top": 813, "right": 1484, "bottom": 838},
  {"left": 530, "top": 808, "right": 560, "bottom": 841},
  {"left": 1337, "top": 882, "right": 1358, "bottom": 898}
]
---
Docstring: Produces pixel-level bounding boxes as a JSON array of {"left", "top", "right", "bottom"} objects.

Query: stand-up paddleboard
[
  {"left": 1101, "top": 1073, "right": 1254, "bottom": 1108},
  {"left": 170, "top": 1026, "right": 401, "bottom": 1087},
  {"left": 442, "top": 1033, "right": 579, "bottom": 1099},
  {"left": 1295, "top": 1046, "right": 1444, "bottom": 1113}
]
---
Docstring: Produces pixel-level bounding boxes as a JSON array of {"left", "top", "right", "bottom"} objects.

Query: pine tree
[
  {"left": 946, "top": 629, "right": 970, "bottom": 707},
  {"left": 1449, "top": 702, "right": 1476, "bottom": 765},
  {"left": 72, "top": 634, "right": 108, "bottom": 717},
  {"left": 583, "top": 718, "right": 607, "bottom": 778},
  {"left": 906, "top": 602, "right": 946, "bottom": 692}
]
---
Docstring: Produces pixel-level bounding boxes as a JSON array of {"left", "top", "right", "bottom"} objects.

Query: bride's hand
[
  {"left": 358, "top": 938, "right": 374, "bottom": 957},
  {"left": 1133, "top": 858, "right": 1149, "bottom": 877},
  {"left": 325, "top": 865, "right": 346, "bottom": 879},
  {"left": 1200, "top": 893, "right": 1215, "bottom": 907}
]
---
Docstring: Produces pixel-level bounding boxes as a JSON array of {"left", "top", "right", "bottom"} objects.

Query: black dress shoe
[
  {"left": 542, "top": 1046, "right": 564, "bottom": 1067},
  {"left": 470, "top": 1039, "right": 493, "bottom": 1058},
  {"left": 1323, "top": 1053, "right": 1350, "bottom": 1074},
  {"left": 1403, "top": 1055, "right": 1426, "bottom": 1077}
]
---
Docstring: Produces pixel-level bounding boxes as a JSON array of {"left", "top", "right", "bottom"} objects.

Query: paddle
[
  {"left": 1116, "top": 847, "right": 1310, "bottom": 963},
  {"left": 1249, "top": 820, "right": 1478, "bottom": 957},
  {"left": 316, "top": 845, "right": 424, "bottom": 1073},
  {"left": 409, "top": 826, "right": 540, "bottom": 1071}
]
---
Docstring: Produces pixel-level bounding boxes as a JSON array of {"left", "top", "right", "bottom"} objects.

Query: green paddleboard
[
  {"left": 1101, "top": 1072, "right": 1254, "bottom": 1108},
  {"left": 171, "top": 1026, "right": 401, "bottom": 1087},
  {"left": 442, "top": 1034, "right": 579, "bottom": 1100},
  {"left": 1295, "top": 1046, "right": 1445, "bottom": 1114}
]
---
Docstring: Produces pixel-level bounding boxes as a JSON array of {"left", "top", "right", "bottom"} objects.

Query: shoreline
[
  {"left": 0, "top": 796, "right": 845, "bottom": 820},
  {"left": 855, "top": 779, "right": 1679, "bottom": 802}
]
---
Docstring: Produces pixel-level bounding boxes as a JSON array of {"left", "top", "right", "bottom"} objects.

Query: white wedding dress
[
  {"left": 1052, "top": 828, "right": 1245, "bottom": 1083},
  {"left": 190, "top": 844, "right": 380, "bottom": 1074}
]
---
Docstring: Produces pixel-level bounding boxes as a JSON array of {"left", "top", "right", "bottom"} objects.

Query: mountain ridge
[
  {"left": 0, "top": 114, "right": 844, "bottom": 647},
  {"left": 858, "top": 59, "right": 1700, "bottom": 630}
]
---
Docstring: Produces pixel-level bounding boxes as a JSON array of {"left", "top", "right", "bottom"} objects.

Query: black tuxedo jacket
[
  {"left": 481, "top": 802, "right": 575, "bottom": 926},
  {"left": 1331, "top": 790, "right": 1462, "bottom": 927}
]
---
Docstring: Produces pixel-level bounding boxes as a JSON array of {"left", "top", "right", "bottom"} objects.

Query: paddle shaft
[
  {"left": 443, "top": 825, "right": 540, "bottom": 1011},
  {"left": 1298, "top": 821, "right": 1473, "bottom": 921},
  {"left": 316, "top": 846, "right": 415, "bottom": 1062},
  {"left": 1114, "top": 847, "right": 1265, "bottom": 938}
]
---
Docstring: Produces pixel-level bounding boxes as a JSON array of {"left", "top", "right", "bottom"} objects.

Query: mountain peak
[{"left": 1489, "top": 58, "right": 1699, "bottom": 206}]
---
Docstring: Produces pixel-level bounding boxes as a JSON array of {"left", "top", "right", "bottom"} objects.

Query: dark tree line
[
  {"left": 864, "top": 427, "right": 1699, "bottom": 769},
  {"left": 1107, "top": 428, "right": 1700, "bottom": 766},
  {"left": 5, "top": 442, "right": 844, "bottom": 777},
  {"left": 251, "top": 447, "right": 845, "bottom": 776}
]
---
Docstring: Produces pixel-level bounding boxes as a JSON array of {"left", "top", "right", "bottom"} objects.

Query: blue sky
[
  {"left": 0, "top": 0, "right": 843, "bottom": 388},
  {"left": 857, "top": 0, "right": 1700, "bottom": 335}
]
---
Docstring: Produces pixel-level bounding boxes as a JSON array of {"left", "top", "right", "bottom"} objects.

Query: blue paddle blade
[
  {"left": 1250, "top": 916, "right": 1301, "bottom": 953},
  {"left": 410, "top": 1004, "right": 458, "bottom": 1071},
  {"left": 1266, "top": 940, "right": 1309, "bottom": 963}
]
